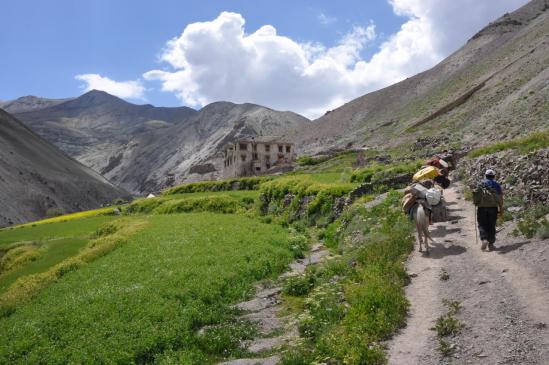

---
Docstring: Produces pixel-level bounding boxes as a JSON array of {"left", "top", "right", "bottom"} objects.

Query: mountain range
[
  {"left": 10, "top": 91, "right": 309, "bottom": 193},
  {"left": 1, "top": 0, "right": 547, "bottom": 225}
]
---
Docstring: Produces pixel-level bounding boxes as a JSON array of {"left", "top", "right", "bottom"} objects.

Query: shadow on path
[
  {"left": 497, "top": 240, "right": 531, "bottom": 254},
  {"left": 431, "top": 225, "right": 461, "bottom": 238},
  {"left": 423, "top": 243, "right": 467, "bottom": 259}
]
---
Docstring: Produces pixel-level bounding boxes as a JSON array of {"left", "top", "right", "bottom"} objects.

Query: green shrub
[
  {"left": 287, "top": 234, "right": 309, "bottom": 259},
  {"left": 259, "top": 176, "right": 354, "bottom": 226},
  {"left": 197, "top": 321, "right": 256, "bottom": 357},
  {"left": 124, "top": 197, "right": 169, "bottom": 214},
  {"left": 94, "top": 222, "right": 120, "bottom": 238},
  {"left": 45, "top": 208, "right": 65, "bottom": 218},
  {"left": 153, "top": 196, "right": 242, "bottom": 214},
  {"left": 297, "top": 155, "right": 331, "bottom": 166},
  {"left": 515, "top": 204, "right": 549, "bottom": 238},
  {"left": 280, "top": 347, "right": 316, "bottom": 365},
  {"left": 350, "top": 161, "right": 421, "bottom": 184},
  {"left": 468, "top": 130, "right": 549, "bottom": 157},
  {"left": 165, "top": 177, "right": 270, "bottom": 195},
  {"left": 125, "top": 195, "right": 255, "bottom": 216},
  {"left": 283, "top": 274, "right": 316, "bottom": 296}
]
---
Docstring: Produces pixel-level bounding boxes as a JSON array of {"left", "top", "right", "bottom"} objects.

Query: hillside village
[{"left": 0, "top": 0, "right": 548, "bottom": 364}]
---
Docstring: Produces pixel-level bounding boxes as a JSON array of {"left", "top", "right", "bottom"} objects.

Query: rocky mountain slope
[
  {"left": 0, "top": 95, "right": 72, "bottom": 114},
  {"left": 14, "top": 90, "right": 197, "bottom": 173},
  {"left": 0, "top": 108, "right": 129, "bottom": 227},
  {"left": 102, "top": 101, "right": 310, "bottom": 193},
  {"left": 15, "top": 91, "right": 309, "bottom": 194},
  {"left": 291, "top": 0, "right": 549, "bottom": 155}
]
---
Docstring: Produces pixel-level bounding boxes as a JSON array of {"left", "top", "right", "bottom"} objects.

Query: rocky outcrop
[{"left": 459, "top": 148, "right": 549, "bottom": 206}]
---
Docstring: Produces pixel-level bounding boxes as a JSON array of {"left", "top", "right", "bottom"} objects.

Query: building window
[
  {"left": 239, "top": 143, "right": 248, "bottom": 151},
  {"left": 252, "top": 144, "right": 257, "bottom": 152},
  {"left": 241, "top": 154, "right": 247, "bottom": 162},
  {"left": 266, "top": 163, "right": 271, "bottom": 169},
  {"left": 278, "top": 145, "right": 283, "bottom": 153},
  {"left": 265, "top": 144, "right": 270, "bottom": 152},
  {"left": 286, "top": 145, "right": 291, "bottom": 153},
  {"left": 252, "top": 153, "right": 258, "bottom": 161},
  {"left": 255, "top": 166, "right": 261, "bottom": 171}
]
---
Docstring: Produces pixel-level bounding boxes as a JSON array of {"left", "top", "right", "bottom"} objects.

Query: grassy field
[
  {"left": 0, "top": 213, "right": 296, "bottom": 364},
  {"left": 0, "top": 217, "right": 123, "bottom": 295},
  {"left": 0, "top": 163, "right": 418, "bottom": 364},
  {"left": 468, "top": 129, "right": 549, "bottom": 157},
  {"left": 0, "top": 216, "right": 116, "bottom": 246}
]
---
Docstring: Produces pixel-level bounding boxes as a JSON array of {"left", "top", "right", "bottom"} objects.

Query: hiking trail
[
  {"left": 216, "top": 243, "right": 332, "bottom": 365},
  {"left": 387, "top": 183, "right": 549, "bottom": 365}
]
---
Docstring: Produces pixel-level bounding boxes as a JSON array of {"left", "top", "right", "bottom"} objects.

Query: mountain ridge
[
  {"left": 289, "top": 0, "right": 549, "bottom": 154},
  {"left": 14, "top": 91, "right": 310, "bottom": 193}
]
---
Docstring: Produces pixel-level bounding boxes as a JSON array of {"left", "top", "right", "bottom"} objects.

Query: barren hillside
[
  {"left": 291, "top": 0, "right": 549, "bottom": 155},
  {"left": 0, "top": 108, "right": 129, "bottom": 227}
]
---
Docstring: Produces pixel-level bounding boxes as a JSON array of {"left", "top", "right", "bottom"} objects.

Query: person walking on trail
[{"left": 474, "top": 169, "right": 504, "bottom": 251}]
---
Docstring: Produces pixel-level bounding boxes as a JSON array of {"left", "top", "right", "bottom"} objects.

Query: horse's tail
[{"left": 416, "top": 205, "right": 433, "bottom": 241}]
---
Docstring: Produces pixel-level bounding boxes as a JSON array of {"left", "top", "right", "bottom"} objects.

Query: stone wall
[{"left": 458, "top": 148, "right": 549, "bottom": 206}]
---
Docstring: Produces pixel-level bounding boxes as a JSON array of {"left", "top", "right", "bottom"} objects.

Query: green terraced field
[
  {"left": 0, "top": 216, "right": 116, "bottom": 246},
  {"left": 0, "top": 213, "right": 295, "bottom": 364}
]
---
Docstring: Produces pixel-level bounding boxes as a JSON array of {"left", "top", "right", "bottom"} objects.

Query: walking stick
[{"left": 473, "top": 205, "right": 479, "bottom": 246}]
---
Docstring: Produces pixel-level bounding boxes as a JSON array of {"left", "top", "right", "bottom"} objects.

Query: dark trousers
[{"left": 477, "top": 207, "right": 498, "bottom": 244}]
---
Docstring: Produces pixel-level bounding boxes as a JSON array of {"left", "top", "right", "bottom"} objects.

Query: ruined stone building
[{"left": 223, "top": 137, "right": 295, "bottom": 178}]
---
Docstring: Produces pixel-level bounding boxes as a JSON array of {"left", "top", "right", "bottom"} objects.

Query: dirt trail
[
  {"left": 217, "top": 243, "right": 332, "bottom": 365},
  {"left": 387, "top": 184, "right": 549, "bottom": 365}
]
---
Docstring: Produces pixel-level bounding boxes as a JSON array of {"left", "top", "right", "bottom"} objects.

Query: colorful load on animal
[
  {"left": 403, "top": 180, "right": 448, "bottom": 223},
  {"left": 413, "top": 166, "right": 440, "bottom": 182}
]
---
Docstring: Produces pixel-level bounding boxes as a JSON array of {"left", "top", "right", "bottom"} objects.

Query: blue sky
[{"left": 0, "top": 0, "right": 527, "bottom": 117}]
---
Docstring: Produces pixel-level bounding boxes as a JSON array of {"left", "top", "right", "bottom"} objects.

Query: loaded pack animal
[{"left": 412, "top": 203, "right": 436, "bottom": 253}]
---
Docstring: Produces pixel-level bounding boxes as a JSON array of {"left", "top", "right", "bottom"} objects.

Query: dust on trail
[{"left": 387, "top": 184, "right": 549, "bottom": 365}]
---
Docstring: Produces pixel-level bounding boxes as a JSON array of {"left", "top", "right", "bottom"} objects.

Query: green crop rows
[{"left": 0, "top": 213, "right": 295, "bottom": 364}]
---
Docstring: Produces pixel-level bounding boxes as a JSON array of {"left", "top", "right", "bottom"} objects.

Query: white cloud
[
  {"left": 318, "top": 12, "right": 337, "bottom": 25},
  {"left": 145, "top": 1, "right": 528, "bottom": 118},
  {"left": 75, "top": 74, "right": 145, "bottom": 100}
]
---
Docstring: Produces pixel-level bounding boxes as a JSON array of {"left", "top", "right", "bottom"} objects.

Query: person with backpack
[{"left": 473, "top": 169, "right": 504, "bottom": 251}]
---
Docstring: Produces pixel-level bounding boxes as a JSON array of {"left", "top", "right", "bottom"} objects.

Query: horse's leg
[{"left": 416, "top": 222, "right": 423, "bottom": 252}]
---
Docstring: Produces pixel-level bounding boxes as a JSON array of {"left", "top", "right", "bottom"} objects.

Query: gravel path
[{"left": 387, "top": 184, "right": 549, "bottom": 365}]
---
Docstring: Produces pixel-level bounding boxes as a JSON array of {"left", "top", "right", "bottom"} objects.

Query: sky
[{"left": 0, "top": 0, "right": 528, "bottom": 118}]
